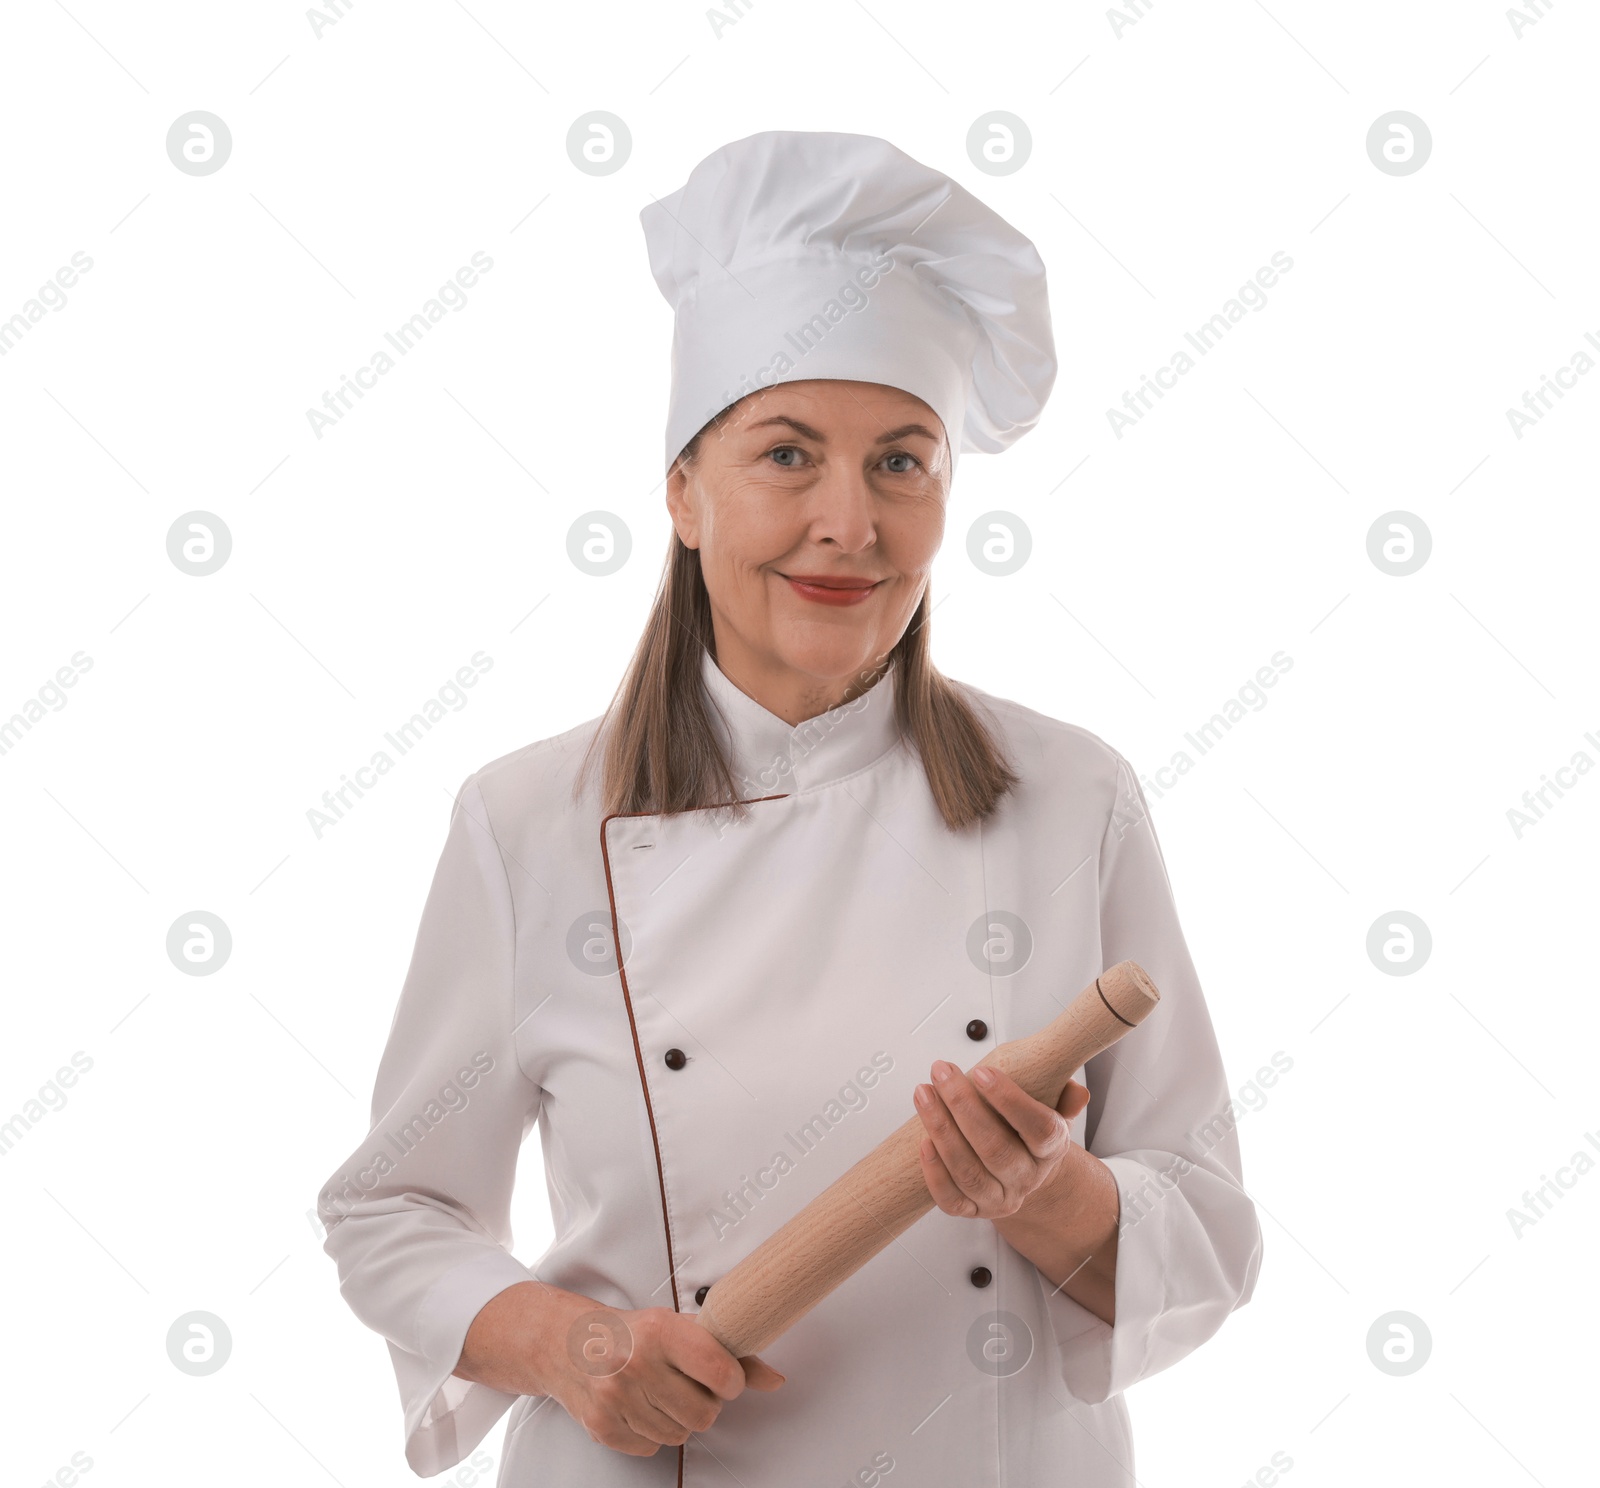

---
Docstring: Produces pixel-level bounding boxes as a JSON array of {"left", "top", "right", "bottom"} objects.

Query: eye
[
  {"left": 768, "top": 444, "right": 808, "bottom": 468},
  {"left": 882, "top": 450, "right": 922, "bottom": 474}
]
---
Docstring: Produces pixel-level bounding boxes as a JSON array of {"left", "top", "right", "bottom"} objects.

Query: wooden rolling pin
[{"left": 695, "top": 960, "right": 1160, "bottom": 1359}]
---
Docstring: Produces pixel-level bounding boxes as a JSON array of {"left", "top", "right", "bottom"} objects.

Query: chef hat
[{"left": 640, "top": 130, "right": 1057, "bottom": 476}]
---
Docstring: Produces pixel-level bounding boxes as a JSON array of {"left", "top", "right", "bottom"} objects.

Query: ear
[{"left": 665, "top": 458, "right": 702, "bottom": 550}]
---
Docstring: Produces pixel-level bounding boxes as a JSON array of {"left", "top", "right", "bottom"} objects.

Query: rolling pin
[{"left": 694, "top": 959, "right": 1160, "bottom": 1359}]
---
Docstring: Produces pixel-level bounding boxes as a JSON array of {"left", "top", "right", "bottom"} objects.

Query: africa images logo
[{"left": 698, "top": 251, "right": 897, "bottom": 426}]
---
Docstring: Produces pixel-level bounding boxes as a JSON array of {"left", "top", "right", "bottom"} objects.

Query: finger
[
  {"left": 1057, "top": 1078, "right": 1090, "bottom": 1123},
  {"left": 930, "top": 1062, "right": 1053, "bottom": 1179},
  {"left": 915, "top": 1075, "right": 1010, "bottom": 1208},
  {"left": 641, "top": 1364, "right": 737, "bottom": 1438},
  {"left": 593, "top": 1420, "right": 667, "bottom": 1458},
  {"left": 966, "top": 1064, "right": 1073, "bottom": 1161},
  {"left": 586, "top": 1380, "right": 698, "bottom": 1454},
  {"left": 628, "top": 1384, "right": 704, "bottom": 1446},
  {"left": 662, "top": 1325, "right": 750, "bottom": 1402},
  {"left": 919, "top": 1133, "right": 979, "bottom": 1217},
  {"left": 739, "top": 1355, "right": 787, "bottom": 1391}
]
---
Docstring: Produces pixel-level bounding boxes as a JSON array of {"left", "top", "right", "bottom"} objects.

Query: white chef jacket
[{"left": 315, "top": 646, "right": 1262, "bottom": 1486}]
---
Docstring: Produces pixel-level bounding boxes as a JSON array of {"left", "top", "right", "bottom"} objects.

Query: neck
[{"left": 708, "top": 636, "right": 893, "bottom": 728}]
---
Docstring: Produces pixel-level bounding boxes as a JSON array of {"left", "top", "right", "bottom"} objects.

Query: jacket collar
[{"left": 698, "top": 645, "right": 904, "bottom": 797}]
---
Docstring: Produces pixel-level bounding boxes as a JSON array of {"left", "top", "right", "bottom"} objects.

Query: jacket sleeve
[
  {"left": 314, "top": 772, "right": 546, "bottom": 1476},
  {"left": 1047, "top": 749, "right": 1264, "bottom": 1402}
]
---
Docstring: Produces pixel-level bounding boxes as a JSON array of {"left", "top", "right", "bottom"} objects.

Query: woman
[{"left": 315, "top": 131, "right": 1262, "bottom": 1486}]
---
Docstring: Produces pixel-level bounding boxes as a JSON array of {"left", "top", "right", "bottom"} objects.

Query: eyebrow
[{"left": 746, "top": 415, "right": 941, "bottom": 445}]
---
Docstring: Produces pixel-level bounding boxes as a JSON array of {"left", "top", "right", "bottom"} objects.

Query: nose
[{"left": 804, "top": 460, "right": 877, "bottom": 553}]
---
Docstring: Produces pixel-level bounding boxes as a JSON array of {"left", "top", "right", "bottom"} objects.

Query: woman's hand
[
  {"left": 455, "top": 1282, "right": 785, "bottom": 1457},
  {"left": 913, "top": 1060, "right": 1090, "bottom": 1221},
  {"left": 913, "top": 1061, "right": 1119, "bottom": 1325}
]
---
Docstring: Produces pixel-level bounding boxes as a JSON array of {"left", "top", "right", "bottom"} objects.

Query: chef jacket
[{"left": 315, "top": 645, "right": 1263, "bottom": 1486}]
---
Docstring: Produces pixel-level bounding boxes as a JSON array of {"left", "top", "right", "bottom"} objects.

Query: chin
[{"left": 773, "top": 632, "right": 885, "bottom": 685}]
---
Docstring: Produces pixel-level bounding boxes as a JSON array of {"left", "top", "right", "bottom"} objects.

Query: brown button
[
  {"left": 966, "top": 1019, "right": 988, "bottom": 1041},
  {"left": 970, "top": 1267, "right": 992, "bottom": 1289},
  {"left": 664, "top": 1048, "right": 687, "bottom": 1070},
  {"left": 695, "top": 1285, "right": 710, "bottom": 1305}
]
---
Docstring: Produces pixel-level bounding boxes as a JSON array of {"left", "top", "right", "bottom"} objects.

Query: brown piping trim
[{"left": 597, "top": 794, "right": 789, "bottom": 1488}]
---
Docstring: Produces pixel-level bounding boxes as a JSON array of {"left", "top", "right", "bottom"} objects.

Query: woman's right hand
[{"left": 454, "top": 1280, "right": 786, "bottom": 1456}]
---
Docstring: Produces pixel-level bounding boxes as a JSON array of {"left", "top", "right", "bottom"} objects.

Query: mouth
[{"left": 777, "top": 572, "right": 884, "bottom": 607}]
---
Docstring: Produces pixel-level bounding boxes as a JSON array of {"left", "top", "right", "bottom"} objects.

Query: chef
[{"left": 315, "top": 129, "right": 1262, "bottom": 1487}]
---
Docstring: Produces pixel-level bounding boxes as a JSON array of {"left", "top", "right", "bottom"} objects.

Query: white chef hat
[{"left": 640, "top": 130, "right": 1057, "bottom": 476}]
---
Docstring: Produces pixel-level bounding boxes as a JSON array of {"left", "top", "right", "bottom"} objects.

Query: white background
[{"left": 2, "top": 1, "right": 1596, "bottom": 1484}]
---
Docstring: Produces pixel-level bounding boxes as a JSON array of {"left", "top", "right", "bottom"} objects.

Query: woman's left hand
[{"left": 914, "top": 1061, "right": 1090, "bottom": 1221}]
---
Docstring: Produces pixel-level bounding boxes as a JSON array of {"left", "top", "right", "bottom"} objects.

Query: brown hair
[{"left": 573, "top": 412, "right": 1021, "bottom": 832}]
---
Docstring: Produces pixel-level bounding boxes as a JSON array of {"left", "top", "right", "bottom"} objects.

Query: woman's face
[{"left": 665, "top": 379, "right": 951, "bottom": 716}]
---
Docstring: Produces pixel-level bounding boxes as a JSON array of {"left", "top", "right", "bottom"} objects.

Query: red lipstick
[{"left": 780, "top": 573, "right": 883, "bottom": 607}]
